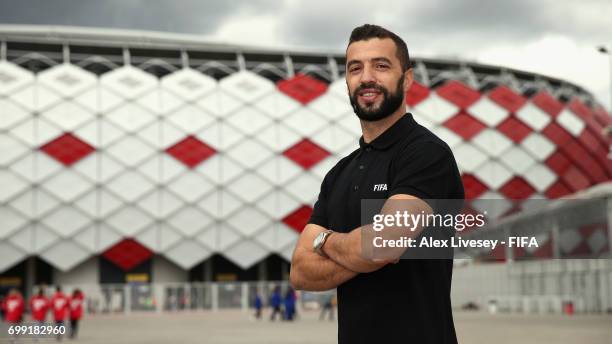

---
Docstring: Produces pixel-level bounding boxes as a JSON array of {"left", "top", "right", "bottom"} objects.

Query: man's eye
[
  {"left": 377, "top": 64, "right": 389, "bottom": 69},
  {"left": 350, "top": 67, "right": 361, "bottom": 73}
]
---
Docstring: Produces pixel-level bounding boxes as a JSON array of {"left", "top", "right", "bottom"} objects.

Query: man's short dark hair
[{"left": 348, "top": 24, "right": 411, "bottom": 72}]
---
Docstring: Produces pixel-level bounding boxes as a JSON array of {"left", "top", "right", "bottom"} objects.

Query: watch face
[{"left": 313, "top": 232, "right": 324, "bottom": 249}]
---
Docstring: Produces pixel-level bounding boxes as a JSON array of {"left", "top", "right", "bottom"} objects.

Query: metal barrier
[
  {"left": 41, "top": 281, "right": 327, "bottom": 315},
  {"left": 40, "top": 259, "right": 612, "bottom": 316},
  {"left": 452, "top": 259, "right": 612, "bottom": 314}
]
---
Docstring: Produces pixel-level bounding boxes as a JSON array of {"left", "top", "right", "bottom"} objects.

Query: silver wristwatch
[{"left": 313, "top": 230, "right": 334, "bottom": 257}]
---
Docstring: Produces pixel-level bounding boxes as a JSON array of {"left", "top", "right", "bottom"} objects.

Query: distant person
[
  {"left": 319, "top": 293, "right": 336, "bottom": 321},
  {"left": 2, "top": 289, "right": 24, "bottom": 344},
  {"left": 30, "top": 288, "right": 50, "bottom": 324},
  {"left": 69, "top": 289, "right": 84, "bottom": 339},
  {"left": 269, "top": 286, "right": 282, "bottom": 321},
  {"left": 253, "top": 293, "right": 263, "bottom": 320},
  {"left": 2, "top": 288, "right": 24, "bottom": 324},
  {"left": 284, "top": 287, "right": 296, "bottom": 321},
  {"left": 51, "top": 287, "right": 69, "bottom": 341}
]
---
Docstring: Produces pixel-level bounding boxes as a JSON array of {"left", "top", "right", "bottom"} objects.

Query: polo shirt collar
[{"left": 358, "top": 112, "right": 416, "bottom": 150}]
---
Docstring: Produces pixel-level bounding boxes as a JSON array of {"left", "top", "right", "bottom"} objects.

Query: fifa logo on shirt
[{"left": 373, "top": 184, "right": 387, "bottom": 191}]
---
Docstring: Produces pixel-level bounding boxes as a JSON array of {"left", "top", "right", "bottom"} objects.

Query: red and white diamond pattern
[{"left": 0, "top": 61, "right": 610, "bottom": 273}]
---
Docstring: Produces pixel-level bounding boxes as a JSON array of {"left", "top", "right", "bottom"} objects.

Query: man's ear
[{"left": 403, "top": 68, "right": 414, "bottom": 91}]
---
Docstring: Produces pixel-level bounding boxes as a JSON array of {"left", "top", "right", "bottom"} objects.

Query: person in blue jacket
[
  {"left": 269, "top": 286, "right": 282, "bottom": 321},
  {"left": 254, "top": 293, "right": 263, "bottom": 319},
  {"left": 284, "top": 287, "right": 296, "bottom": 321}
]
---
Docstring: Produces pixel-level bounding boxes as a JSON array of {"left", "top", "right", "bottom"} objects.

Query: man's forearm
[
  {"left": 324, "top": 228, "right": 388, "bottom": 273},
  {"left": 290, "top": 223, "right": 359, "bottom": 291},
  {"left": 323, "top": 195, "right": 432, "bottom": 273},
  {"left": 290, "top": 246, "right": 358, "bottom": 291}
]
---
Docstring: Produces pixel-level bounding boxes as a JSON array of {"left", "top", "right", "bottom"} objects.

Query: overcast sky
[{"left": 1, "top": 0, "right": 611, "bottom": 110}]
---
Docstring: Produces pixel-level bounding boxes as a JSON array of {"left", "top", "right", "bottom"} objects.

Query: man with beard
[{"left": 290, "top": 24, "right": 464, "bottom": 344}]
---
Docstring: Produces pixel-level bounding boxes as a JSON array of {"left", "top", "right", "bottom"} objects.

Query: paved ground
[{"left": 2, "top": 310, "right": 611, "bottom": 343}]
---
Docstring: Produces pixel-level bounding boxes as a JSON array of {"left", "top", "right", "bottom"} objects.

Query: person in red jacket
[
  {"left": 2, "top": 289, "right": 25, "bottom": 344},
  {"left": 51, "top": 286, "right": 69, "bottom": 340},
  {"left": 69, "top": 289, "right": 84, "bottom": 339},
  {"left": 2, "top": 289, "right": 24, "bottom": 324},
  {"left": 29, "top": 288, "right": 50, "bottom": 324}
]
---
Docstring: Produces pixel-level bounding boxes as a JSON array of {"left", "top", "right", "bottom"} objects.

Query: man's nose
[{"left": 359, "top": 65, "right": 376, "bottom": 84}]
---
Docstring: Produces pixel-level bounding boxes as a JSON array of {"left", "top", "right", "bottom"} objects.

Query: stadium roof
[{"left": 0, "top": 24, "right": 603, "bottom": 105}]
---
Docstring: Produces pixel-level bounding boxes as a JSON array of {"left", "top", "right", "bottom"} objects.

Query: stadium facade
[{"left": 0, "top": 25, "right": 611, "bottom": 298}]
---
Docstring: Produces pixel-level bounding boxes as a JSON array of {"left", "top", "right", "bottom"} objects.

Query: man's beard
[{"left": 349, "top": 75, "right": 405, "bottom": 122}]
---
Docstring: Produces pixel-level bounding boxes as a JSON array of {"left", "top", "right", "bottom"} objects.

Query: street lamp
[
  {"left": 597, "top": 45, "right": 612, "bottom": 159},
  {"left": 597, "top": 45, "right": 612, "bottom": 111}
]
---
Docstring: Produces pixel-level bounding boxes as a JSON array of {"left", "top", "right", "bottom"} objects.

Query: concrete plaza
[{"left": 2, "top": 310, "right": 611, "bottom": 343}]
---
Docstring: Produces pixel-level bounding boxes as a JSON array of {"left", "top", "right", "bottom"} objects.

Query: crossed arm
[
  {"left": 289, "top": 194, "right": 432, "bottom": 291},
  {"left": 289, "top": 224, "right": 359, "bottom": 291}
]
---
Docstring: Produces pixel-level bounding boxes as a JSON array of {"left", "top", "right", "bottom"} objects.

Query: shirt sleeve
[
  {"left": 307, "top": 169, "right": 333, "bottom": 228},
  {"left": 388, "top": 140, "right": 460, "bottom": 201}
]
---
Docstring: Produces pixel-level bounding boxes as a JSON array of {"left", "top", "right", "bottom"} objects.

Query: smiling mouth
[{"left": 357, "top": 88, "right": 382, "bottom": 102}]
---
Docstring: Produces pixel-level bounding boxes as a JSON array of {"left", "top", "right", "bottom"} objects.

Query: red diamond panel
[
  {"left": 545, "top": 151, "right": 571, "bottom": 175},
  {"left": 594, "top": 146, "right": 612, "bottom": 176},
  {"left": 461, "top": 174, "right": 488, "bottom": 199},
  {"left": 496, "top": 116, "right": 532, "bottom": 143},
  {"left": 567, "top": 240, "right": 591, "bottom": 257},
  {"left": 459, "top": 204, "right": 481, "bottom": 233},
  {"left": 578, "top": 155, "right": 607, "bottom": 183},
  {"left": 592, "top": 166, "right": 610, "bottom": 184},
  {"left": 103, "top": 238, "right": 153, "bottom": 271},
  {"left": 436, "top": 80, "right": 481, "bottom": 108},
  {"left": 512, "top": 246, "right": 527, "bottom": 260},
  {"left": 579, "top": 222, "right": 606, "bottom": 238},
  {"left": 561, "top": 141, "right": 589, "bottom": 166},
  {"left": 443, "top": 111, "right": 486, "bottom": 140},
  {"left": 499, "top": 177, "right": 536, "bottom": 199},
  {"left": 542, "top": 122, "right": 572, "bottom": 146},
  {"left": 579, "top": 223, "right": 609, "bottom": 255},
  {"left": 166, "top": 136, "right": 216, "bottom": 168},
  {"left": 531, "top": 91, "right": 563, "bottom": 117},
  {"left": 578, "top": 129, "right": 603, "bottom": 153},
  {"left": 405, "top": 81, "right": 430, "bottom": 107},
  {"left": 561, "top": 167, "right": 590, "bottom": 192},
  {"left": 488, "top": 85, "right": 526, "bottom": 112},
  {"left": 593, "top": 106, "right": 612, "bottom": 126},
  {"left": 561, "top": 140, "right": 606, "bottom": 183},
  {"left": 489, "top": 244, "right": 506, "bottom": 262},
  {"left": 582, "top": 116, "right": 606, "bottom": 146},
  {"left": 282, "top": 205, "right": 313, "bottom": 233},
  {"left": 277, "top": 73, "right": 328, "bottom": 105},
  {"left": 40, "top": 133, "right": 95, "bottom": 166},
  {"left": 599, "top": 151, "right": 612, "bottom": 177},
  {"left": 283, "top": 138, "right": 330, "bottom": 169},
  {"left": 544, "top": 180, "right": 572, "bottom": 199},
  {"left": 568, "top": 98, "right": 591, "bottom": 120}
]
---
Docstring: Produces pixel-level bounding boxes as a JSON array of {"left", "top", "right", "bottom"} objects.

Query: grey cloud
[
  {"left": 402, "top": 0, "right": 547, "bottom": 37},
  {"left": 0, "top": 0, "right": 277, "bottom": 34},
  {"left": 278, "top": 1, "right": 376, "bottom": 49},
  {"left": 1, "top": 0, "right": 610, "bottom": 52},
  {"left": 277, "top": 0, "right": 612, "bottom": 55}
]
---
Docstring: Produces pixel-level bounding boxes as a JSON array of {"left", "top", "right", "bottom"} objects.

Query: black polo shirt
[{"left": 308, "top": 112, "right": 464, "bottom": 344}]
